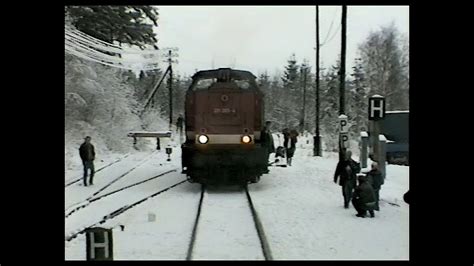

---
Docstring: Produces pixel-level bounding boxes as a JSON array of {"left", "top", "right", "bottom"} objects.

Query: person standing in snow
[
  {"left": 366, "top": 162, "right": 384, "bottom": 211},
  {"left": 352, "top": 174, "right": 376, "bottom": 218},
  {"left": 334, "top": 150, "right": 361, "bottom": 208},
  {"left": 79, "top": 136, "right": 95, "bottom": 186},
  {"left": 286, "top": 129, "right": 298, "bottom": 166},
  {"left": 261, "top": 121, "right": 275, "bottom": 173},
  {"left": 282, "top": 128, "right": 290, "bottom": 150},
  {"left": 176, "top": 114, "right": 184, "bottom": 136}
]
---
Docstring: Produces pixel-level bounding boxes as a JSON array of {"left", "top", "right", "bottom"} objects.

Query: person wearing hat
[
  {"left": 79, "top": 136, "right": 96, "bottom": 186},
  {"left": 366, "top": 162, "right": 384, "bottom": 211},
  {"left": 334, "top": 150, "right": 361, "bottom": 208},
  {"left": 352, "top": 174, "right": 376, "bottom": 218}
]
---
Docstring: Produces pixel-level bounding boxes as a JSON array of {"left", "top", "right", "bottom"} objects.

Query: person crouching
[{"left": 352, "top": 174, "right": 376, "bottom": 218}]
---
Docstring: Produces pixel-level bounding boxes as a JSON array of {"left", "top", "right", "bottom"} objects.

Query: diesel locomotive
[{"left": 181, "top": 68, "right": 268, "bottom": 185}]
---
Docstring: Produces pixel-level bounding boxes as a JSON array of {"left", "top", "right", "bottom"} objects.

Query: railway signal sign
[
  {"left": 340, "top": 132, "right": 350, "bottom": 148},
  {"left": 369, "top": 95, "right": 386, "bottom": 121},
  {"left": 86, "top": 227, "right": 113, "bottom": 261},
  {"left": 339, "top": 115, "right": 349, "bottom": 133}
]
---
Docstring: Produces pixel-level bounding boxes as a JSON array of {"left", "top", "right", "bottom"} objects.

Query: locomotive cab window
[
  {"left": 194, "top": 78, "right": 217, "bottom": 90},
  {"left": 189, "top": 69, "right": 260, "bottom": 92},
  {"left": 234, "top": 80, "right": 250, "bottom": 90}
]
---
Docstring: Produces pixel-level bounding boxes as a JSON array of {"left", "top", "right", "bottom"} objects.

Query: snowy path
[
  {"left": 190, "top": 186, "right": 265, "bottom": 260},
  {"left": 248, "top": 148, "right": 409, "bottom": 260}
]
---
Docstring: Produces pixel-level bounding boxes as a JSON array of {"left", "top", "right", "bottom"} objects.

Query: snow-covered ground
[
  {"left": 65, "top": 133, "right": 409, "bottom": 260},
  {"left": 191, "top": 187, "right": 265, "bottom": 260}
]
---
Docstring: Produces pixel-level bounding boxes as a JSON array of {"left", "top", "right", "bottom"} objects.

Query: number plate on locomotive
[{"left": 213, "top": 108, "right": 236, "bottom": 114}]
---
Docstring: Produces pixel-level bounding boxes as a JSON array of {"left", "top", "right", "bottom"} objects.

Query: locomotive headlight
[
  {"left": 242, "top": 135, "right": 252, "bottom": 144},
  {"left": 198, "top": 134, "right": 209, "bottom": 144}
]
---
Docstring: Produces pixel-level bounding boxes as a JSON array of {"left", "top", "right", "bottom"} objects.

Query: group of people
[
  {"left": 334, "top": 150, "right": 384, "bottom": 218},
  {"left": 261, "top": 121, "right": 299, "bottom": 168}
]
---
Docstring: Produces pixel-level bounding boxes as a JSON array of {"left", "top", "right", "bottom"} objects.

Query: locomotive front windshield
[
  {"left": 189, "top": 69, "right": 258, "bottom": 91},
  {"left": 194, "top": 78, "right": 217, "bottom": 90}
]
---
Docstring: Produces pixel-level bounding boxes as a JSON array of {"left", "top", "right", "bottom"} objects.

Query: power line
[
  {"left": 65, "top": 26, "right": 171, "bottom": 71},
  {"left": 321, "top": 8, "right": 338, "bottom": 46}
]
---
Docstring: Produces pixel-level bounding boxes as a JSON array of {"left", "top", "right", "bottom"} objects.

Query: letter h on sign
[
  {"left": 86, "top": 228, "right": 113, "bottom": 261},
  {"left": 368, "top": 96, "right": 386, "bottom": 121}
]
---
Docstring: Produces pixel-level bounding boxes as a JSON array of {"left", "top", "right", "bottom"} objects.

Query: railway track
[
  {"left": 65, "top": 153, "right": 157, "bottom": 210},
  {"left": 65, "top": 154, "right": 131, "bottom": 187},
  {"left": 65, "top": 168, "right": 178, "bottom": 218},
  {"left": 186, "top": 185, "right": 272, "bottom": 260},
  {"left": 65, "top": 179, "right": 188, "bottom": 242}
]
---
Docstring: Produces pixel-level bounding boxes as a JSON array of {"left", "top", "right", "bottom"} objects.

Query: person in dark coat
[
  {"left": 274, "top": 146, "right": 286, "bottom": 163},
  {"left": 176, "top": 114, "right": 184, "bottom": 136},
  {"left": 79, "top": 136, "right": 95, "bottom": 186},
  {"left": 334, "top": 150, "right": 361, "bottom": 208},
  {"left": 286, "top": 129, "right": 298, "bottom": 166},
  {"left": 282, "top": 128, "right": 290, "bottom": 150},
  {"left": 366, "top": 162, "right": 384, "bottom": 211},
  {"left": 260, "top": 121, "right": 275, "bottom": 173},
  {"left": 352, "top": 174, "right": 377, "bottom": 218}
]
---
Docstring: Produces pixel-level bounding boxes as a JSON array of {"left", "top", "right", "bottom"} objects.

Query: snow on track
[
  {"left": 190, "top": 186, "right": 265, "bottom": 260},
  {"left": 65, "top": 181, "right": 202, "bottom": 260},
  {"left": 65, "top": 169, "right": 186, "bottom": 238}
]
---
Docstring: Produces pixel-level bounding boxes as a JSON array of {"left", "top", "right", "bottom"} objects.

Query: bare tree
[{"left": 358, "top": 22, "right": 408, "bottom": 110}]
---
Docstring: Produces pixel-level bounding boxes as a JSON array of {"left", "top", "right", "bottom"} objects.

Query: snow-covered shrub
[{"left": 65, "top": 53, "right": 163, "bottom": 169}]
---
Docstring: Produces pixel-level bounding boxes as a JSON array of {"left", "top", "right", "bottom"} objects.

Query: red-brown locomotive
[{"left": 182, "top": 68, "right": 268, "bottom": 185}]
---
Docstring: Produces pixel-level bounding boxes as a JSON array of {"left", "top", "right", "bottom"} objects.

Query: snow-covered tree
[
  {"left": 277, "top": 54, "right": 301, "bottom": 130},
  {"left": 65, "top": 53, "right": 148, "bottom": 161},
  {"left": 281, "top": 54, "right": 300, "bottom": 91},
  {"left": 257, "top": 72, "right": 273, "bottom": 121},
  {"left": 65, "top": 6, "right": 159, "bottom": 49},
  {"left": 320, "top": 61, "right": 341, "bottom": 151},
  {"left": 350, "top": 57, "right": 368, "bottom": 133},
  {"left": 358, "top": 23, "right": 408, "bottom": 110}
]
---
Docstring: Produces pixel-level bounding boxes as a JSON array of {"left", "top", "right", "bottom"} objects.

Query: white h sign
[
  {"left": 369, "top": 95, "right": 385, "bottom": 120},
  {"left": 89, "top": 231, "right": 110, "bottom": 259}
]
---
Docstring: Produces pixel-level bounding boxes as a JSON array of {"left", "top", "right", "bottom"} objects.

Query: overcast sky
[{"left": 153, "top": 5, "right": 409, "bottom": 78}]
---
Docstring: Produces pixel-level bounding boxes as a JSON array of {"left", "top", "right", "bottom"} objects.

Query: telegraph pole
[
  {"left": 339, "top": 5, "right": 347, "bottom": 161},
  {"left": 168, "top": 50, "right": 173, "bottom": 130},
  {"left": 301, "top": 63, "right": 308, "bottom": 133},
  {"left": 161, "top": 48, "right": 178, "bottom": 131},
  {"left": 314, "top": 5, "right": 322, "bottom": 156},
  {"left": 140, "top": 47, "right": 178, "bottom": 122},
  {"left": 340, "top": 5, "right": 347, "bottom": 116}
]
